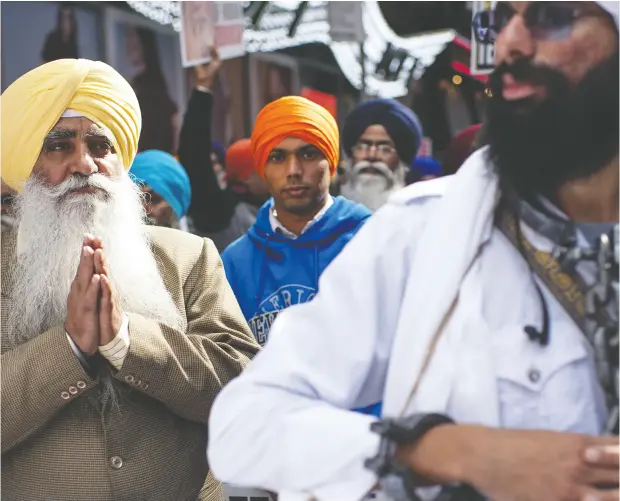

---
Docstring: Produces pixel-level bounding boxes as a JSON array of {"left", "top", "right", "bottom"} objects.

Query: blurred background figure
[
  {"left": 41, "top": 3, "right": 79, "bottom": 62},
  {"left": 125, "top": 25, "right": 179, "bottom": 155},
  {"left": 179, "top": 49, "right": 271, "bottom": 252},
  {"left": 225, "top": 137, "right": 269, "bottom": 225},
  {"left": 130, "top": 150, "right": 191, "bottom": 231},
  {"left": 410, "top": 155, "right": 443, "bottom": 182},
  {"left": 338, "top": 98, "right": 423, "bottom": 212},
  {"left": 442, "top": 122, "right": 482, "bottom": 175},
  {"left": 263, "top": 63, "right": 292, "bottom": 104}
]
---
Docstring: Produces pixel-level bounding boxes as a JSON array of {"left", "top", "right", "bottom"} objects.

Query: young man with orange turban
[{"left": 221, "top": 96, "right": 371, "bottom": 347}]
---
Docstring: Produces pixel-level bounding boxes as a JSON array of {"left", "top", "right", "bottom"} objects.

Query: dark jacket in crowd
[{"left": 178, "top": 89, "right": 256, "bottom": 252}]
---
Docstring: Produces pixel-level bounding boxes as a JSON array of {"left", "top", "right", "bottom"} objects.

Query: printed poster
[
  {"left": 180, "top": 1, "right": 245, "bottom": 68},
  {"left": 470, "top": 1, "right": 495, "bottom": 75}
]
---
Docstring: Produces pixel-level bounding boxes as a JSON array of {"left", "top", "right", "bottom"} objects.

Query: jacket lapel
[{"left": 1, "top": 229, "right": 18, "bottom": 298}]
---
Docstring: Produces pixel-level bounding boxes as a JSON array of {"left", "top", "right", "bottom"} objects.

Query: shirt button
[
  {"left": 61, "top": 391, "right": 70, "bottom": 400},
  {"left": 69, "top": 386, "right": 78, "bottom": 395},
  {"left": 77, "top": 381, "right": 86, "bottom": 389},
  {"left": 110, "top": 456, "right": 123, "bottom": 469},
  {"left": 528, "top": 368, "right": 541, "bottom": 384},
  {"left": 125, "top": 375, "right": 135, "bottom": 383}
]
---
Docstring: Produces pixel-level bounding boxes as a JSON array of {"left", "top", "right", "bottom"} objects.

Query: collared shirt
[{"left": 269, "top": 196, "right": 333, "bottom": 239}]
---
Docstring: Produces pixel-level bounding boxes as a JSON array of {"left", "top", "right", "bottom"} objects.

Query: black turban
[{"left": 342, "top": 98, "right": 423, "bottom": 165}]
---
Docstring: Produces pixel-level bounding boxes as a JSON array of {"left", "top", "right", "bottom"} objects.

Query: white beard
[
  {"left": 340, "top": 160, "right": 407, "bottom": 212},
  {"left": 7, "top": 172, "right": 183, "bottom": 406}
]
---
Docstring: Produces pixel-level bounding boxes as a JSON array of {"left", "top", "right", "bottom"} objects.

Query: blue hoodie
[
  {"left": 223, "top": 196, "right": 381, "bottom": 417},
  {"left": 222, "top": 196, "right": 371, "bottom": 346}
]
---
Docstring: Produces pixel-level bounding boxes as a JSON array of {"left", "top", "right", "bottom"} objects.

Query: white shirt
[
  {"left": 269, "top": 196, "right": 334, "bottom": 239},
  {"left": 208, "top": 157, "right": 606, "bottom": 501}
]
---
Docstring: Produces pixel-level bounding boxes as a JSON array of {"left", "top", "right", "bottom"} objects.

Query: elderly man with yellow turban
[
  {"left": 0, "top": 59, "right": 259, "bottom": 501},
  {"left": 220, "top": 96, "right": 371, "bottom": 347}
]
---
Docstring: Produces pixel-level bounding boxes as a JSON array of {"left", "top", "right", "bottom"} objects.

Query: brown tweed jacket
[{"left": 1, "top": 226, "right": 260, "bottom": 501}]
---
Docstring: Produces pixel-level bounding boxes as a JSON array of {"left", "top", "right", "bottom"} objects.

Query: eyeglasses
[
  {"left": 352, "top": 142, "right": 396, "bottom": 156},
  {"left": 472, "top": 2, "right": 608, "bottom": 44}
]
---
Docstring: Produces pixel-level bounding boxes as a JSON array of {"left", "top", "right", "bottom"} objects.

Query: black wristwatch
[{"left": 365, "top": 413, "right": 481, "bottom": 501}]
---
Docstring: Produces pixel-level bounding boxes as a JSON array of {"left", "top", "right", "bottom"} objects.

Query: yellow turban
[
  {"left": 1, "top": 59, "right": 141, "bottom": 191},
  {"left": 251, "top": 96, "right": 339, "bottom": 178}
]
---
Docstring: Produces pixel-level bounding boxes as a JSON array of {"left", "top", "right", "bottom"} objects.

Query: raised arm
[{"left": 178, "top": 49, "right": 237, "bottom": 233}]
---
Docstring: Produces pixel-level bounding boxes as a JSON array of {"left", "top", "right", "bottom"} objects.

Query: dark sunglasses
[{"left": 472, "top": 2, "right": 607, "bottom": 44}]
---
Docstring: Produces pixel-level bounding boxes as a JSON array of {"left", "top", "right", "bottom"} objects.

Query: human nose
[
  {"left": 284, "top": 153, "right": 303, "bottom": 177},
  {"left": 494, "top": 13, "right": 535, "bottom": 66},
  {"left": 68, "top": 142, "right": 98, "bottom": 177}
]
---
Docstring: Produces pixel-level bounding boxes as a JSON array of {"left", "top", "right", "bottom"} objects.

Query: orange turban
[
  {"left": 225, "top": 138, "right": 254, "bottom": 182},
  {"left": 251, "top": 96, "right": 339, "bottom": 177}
]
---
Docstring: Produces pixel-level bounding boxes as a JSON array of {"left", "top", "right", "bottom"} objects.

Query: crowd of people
[{"left": 1, "top": 1, "right": 618, "bottom": 501}]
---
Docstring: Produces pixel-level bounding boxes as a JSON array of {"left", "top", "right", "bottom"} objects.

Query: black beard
[{"left": 483, "top": 53, "right": 619, "bottom": 202}]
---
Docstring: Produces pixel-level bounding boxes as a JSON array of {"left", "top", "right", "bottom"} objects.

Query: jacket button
[
  {"left": 69, "top": 386, "right": 78, "bottom": 395},
  {"left": 77, "top": 381, "right": 86, "bottom": 389},
  {"left": 125, "top": 375, "right": 135, "bottom": 383},
  {"left": 61, "top": 391, "right": 70, "bottom": 400},
  {"left": 110, "top": 456, "right": 123, "bottom": 469}
]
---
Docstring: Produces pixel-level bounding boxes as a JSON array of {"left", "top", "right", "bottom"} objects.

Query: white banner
[
  {"left": 470, "top": 1, "right": 495, "bottom": 75},
  {"left": 180, "top": 1, "right": 245, "bottom": 68}
]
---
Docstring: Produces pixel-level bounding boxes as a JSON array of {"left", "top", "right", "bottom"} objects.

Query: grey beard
[{"left": 340, "top": 160, "right": 407, "bottom": 212}]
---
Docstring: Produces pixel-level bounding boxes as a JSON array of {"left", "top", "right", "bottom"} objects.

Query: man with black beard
[
  {"left": 208, "top": 3, "right": 620, "bottom": 501},
  {"left": 338, "top": 99, "right": 423, "bottom": 212},
  {"left": 0, "top": 59, "right": 259, "bottom": 501}
]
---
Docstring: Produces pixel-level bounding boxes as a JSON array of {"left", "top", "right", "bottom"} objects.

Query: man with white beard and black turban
[
  {"left": 0, "top": 59, "right": 260, "bottom": 501},
  {"left": 338, "top": 98, "right": 423, "bottom": 212}
]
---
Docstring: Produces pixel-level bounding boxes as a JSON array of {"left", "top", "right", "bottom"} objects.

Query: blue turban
[
  {"left": 211, "top": 140, "right": 227, "bottom": 166},
  {"left": 412, "top": 156, "right": 443, "bottom": 178},
  {"left": 130, "top": 150, "right": 191, "bottom": 219},
  {"left": 342, "top": 99, "right": 423, "bottom": 165}
]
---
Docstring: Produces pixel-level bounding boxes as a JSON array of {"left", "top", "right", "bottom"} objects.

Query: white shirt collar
[{"left": 269, "top": 196, "right": 334, "bottom": 239}]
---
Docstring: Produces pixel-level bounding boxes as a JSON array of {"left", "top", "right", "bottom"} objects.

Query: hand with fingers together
[
  {"left": 65, "top": 234, "right": 124, "bottom": 355},
  {"left": 65, "top": 235, "right": 102, "bottom": 356},
  {"left": 88, "top": 235, "right": 124, "bottom": 347}
]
